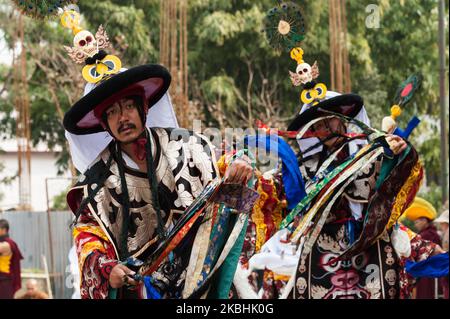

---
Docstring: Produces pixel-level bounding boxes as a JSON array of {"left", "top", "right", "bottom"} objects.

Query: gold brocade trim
[
  {"left": 386, "top": 161, "right": 423, "bottom": 230},
  {"left": 216, "top": 155, "right": 228, "bottom": 177},
  {"left": 406, "top": 227, "right": 417, "bottom": 240},
  {"left": 274, "top": 273, "right": 291, "bottom": 282},
  {"left": 251, "top": 177, "right": 282, "bottom": 252},
  {"left": 73, "top": 225, "right": 110, "bottom": 275},
  {"left": 402, "top": 224, "right": 417, "bottom": 240},
  {"left": 78, "top": 241, "right": 107, "bottom": 275},
  {"left": 73, "top": 225, "right": 110, "bottom": 243},
  {"left": 272, "top": 185, "right": 283, "bottom": 229},
  {"left": 252, "top": 181, "right": 268, "bottom": 252}
]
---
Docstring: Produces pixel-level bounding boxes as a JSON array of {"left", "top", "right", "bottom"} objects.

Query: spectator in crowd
[
  {"left": 435, "top": 206, "right": 449, "bottom": 299},
  {"left": 15, "top": 279, "right": 49, "bottom": 299},
  {"left": 0, "top": 219, "right": 24, "bottom": 299},
  {"left": 405, "top": 198, "right": 442, "bottom": 299}
]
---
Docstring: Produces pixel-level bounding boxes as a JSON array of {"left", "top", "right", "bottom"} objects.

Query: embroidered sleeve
[
  {"left": 409, "top": 234, "right": 437, "bottom": 262},
  {"left": 398, "top": 233, "right": 438, "bottom": 298},
  {"left": 73, "top": 207, "right": 118, "bottom": 299}
]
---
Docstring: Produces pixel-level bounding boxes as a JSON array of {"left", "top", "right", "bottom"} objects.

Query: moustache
[{"left": 118, "top": 123, "right": 137, "bottom": 133}]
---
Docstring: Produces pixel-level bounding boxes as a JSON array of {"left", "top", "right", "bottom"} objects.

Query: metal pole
[
  {"left": 438, "top": 0, "right": 448, "bottom": 205},
  {"left": 45, "top": 178, "right": 56, "bottom": 280},
  {"left": 42, "top": 255, "right": 53, "bottom": 299}
]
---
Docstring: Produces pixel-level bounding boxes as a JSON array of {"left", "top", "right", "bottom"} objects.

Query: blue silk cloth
[
  {"left": 244, "top": 135, "right": 306, "bottom": 210},
  {"left": 405, "top": 253, "right": 449, "bottom": 278}
]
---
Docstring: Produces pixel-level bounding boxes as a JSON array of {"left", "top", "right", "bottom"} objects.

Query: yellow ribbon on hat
[
  {"left": 300, "top": 83, "right": 327, "bottom": 105},
  {"left": 290, "top": 47, "right": 304, "bottom": 64},
  {"left": 82, "top": 55, "right": 122, "bottom": 84},
  {"left": 61, "top": 10, "right": 82, "bottom": 35},
  {"left": 402, "top": 197, "right": 437, "bottom": 221}
]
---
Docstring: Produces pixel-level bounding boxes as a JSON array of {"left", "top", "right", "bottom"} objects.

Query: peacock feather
[
  {"left": 393, "top": 73, "right": 422, "bottom": 107},
  {"left": 262, "top": 1, "right": 306, "bottom": 52},
  {"left": 12, "top": 0, "right": 77, "bottom": 19}
]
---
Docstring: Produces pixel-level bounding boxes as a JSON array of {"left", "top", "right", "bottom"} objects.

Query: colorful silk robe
[
  {"left": 67, "top": 127, "right": 248, "bottom": 299},
  {"left": 287, "top": 138, "right": 437, "bottom": 299},
  {"left": 233, "top": 132, "right": 437, "bottom": 299}
]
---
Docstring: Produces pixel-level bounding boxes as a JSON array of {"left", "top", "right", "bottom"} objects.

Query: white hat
[
  {"left": 435, "top": 209, "right": 449, "bottom": 224},
  {"left": 65, "top": 78, "right": 179, "bottom": 173},
  {"left": 296, "top": 91, "right": 371, "bottom": 158}
]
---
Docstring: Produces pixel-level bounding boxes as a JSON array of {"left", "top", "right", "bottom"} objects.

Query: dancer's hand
[
  {"left": 386, "top": 135, "right": 407, "bottom": 155},
  {"left": 109, "top": 264, "right": 137, "bottom": 288},
  {"left": 225, "top": 155, "right": 253, "bottom": 185}
]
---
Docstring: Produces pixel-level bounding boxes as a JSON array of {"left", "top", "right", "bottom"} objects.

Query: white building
[{"left": 0, "top": 139, "right": 73, "bottom": 212}]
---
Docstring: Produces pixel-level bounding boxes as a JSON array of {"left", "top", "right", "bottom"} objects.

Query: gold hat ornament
[
  {"left": 60, "top": 9, "right": 122, "bottom": 84},
  {"left": 289, "top": 47, "right": 327, "bottom": 106}
]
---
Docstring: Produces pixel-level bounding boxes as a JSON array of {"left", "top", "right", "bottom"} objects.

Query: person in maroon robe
[
  {"left": 435, "top": 208, "right": 449, "bottom": 299},
  {"left": 0, "top": 219, "right": 24, "bottom": 299},
  {"left": 413, "top": 213, "right": 442, "bottom": 299}
]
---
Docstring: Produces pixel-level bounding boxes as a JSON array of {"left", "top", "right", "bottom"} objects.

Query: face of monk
[
  {"left": 26, "top": 279, "right": 38, "bottom": 293},
  {"left": 414, "top": 217, "right": 431, "bottom": 232},
  {"left": 311, "top": 116, "right": 346, "bottom": 150},
  {"left": 105, "top": 97, "right": 145, "bottom": 143}
]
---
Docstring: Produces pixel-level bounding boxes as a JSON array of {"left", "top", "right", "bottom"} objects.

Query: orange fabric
[{"left": 0, "top": 255, "right": 11, "bottom": 274}]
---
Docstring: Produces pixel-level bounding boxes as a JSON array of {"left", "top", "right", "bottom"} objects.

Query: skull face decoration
[
  {"left": 60, "top": 10, "right": 120, "bottom": 84},
  {"left": 296, "top": 277, "right": 308, "bottom": 295},
  {"left": 73, "top": 30, "right": 97, "bottom": 58},
  {"left": 61, "top": 10, "right": 111, "bottom": 64},
  {"left": 288, "top": 47, "right": 326, "bottom": 106},
  {"left": 296, "top": 63, "right": 312, "bottom": 84},
  {"left": 65, "top": 25, "right": 111, "bottom": 64},
  {"left": 289, "top": 47, "right": 320, "bottom": 86},
  {"left": 385, "top": 269, "right": 397, "bottom": 286}
]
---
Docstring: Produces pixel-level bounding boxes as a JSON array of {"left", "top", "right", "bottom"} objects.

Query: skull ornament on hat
[
  {"left": 289, "top": 47, "right": 327, "bottom": 106},
  {"left": 60, "top": 9, "right": 122, "bottom": 84}
]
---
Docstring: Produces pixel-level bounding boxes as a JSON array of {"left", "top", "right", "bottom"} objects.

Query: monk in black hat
[{"left": 60, "top": 10, "right": 254, "bottom": 299}]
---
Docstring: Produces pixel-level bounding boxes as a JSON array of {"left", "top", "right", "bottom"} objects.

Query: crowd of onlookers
[{"left": 404, "top": 199, "right": 448, "bottom": 299}]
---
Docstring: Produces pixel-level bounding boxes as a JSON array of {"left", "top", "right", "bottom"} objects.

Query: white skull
[
  {"left": 386, "top": 257, "right": 395, "bottom": 266},
  {"left": 384, "top": 246, "right": 393, "bottom": 254},
  {"left": 296, "top": 277, "right": 307, "bottom": 295},
  {"left": 296, "top": 62, "right": 313, "bottom": 84},
  {"left": 74, "top": 30, "right": 97, "bottom": 57},
  {"left": 388, "top": 287, "right": 397, "bottom": 298},
  {"left": 385, "top": 269, "right": 397, "bottom": 286}
]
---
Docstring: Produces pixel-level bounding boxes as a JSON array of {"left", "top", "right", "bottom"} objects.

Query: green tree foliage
[
  {"left": 0, "top": 148, "right": 17, "bottom": 202},
  {"left": 50, "top": 187, "right": 70, "bottom": 211},
  {"left": 0, "top": 0, "right": 447, "bottom": 194}
]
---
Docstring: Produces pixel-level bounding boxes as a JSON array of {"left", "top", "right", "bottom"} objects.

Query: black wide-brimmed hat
[
  {"left": 63, "top": 64, "right": 171, "bottom": 135},
  {"left": 287, "top": 93, "right": 364, "bottom": 132}
]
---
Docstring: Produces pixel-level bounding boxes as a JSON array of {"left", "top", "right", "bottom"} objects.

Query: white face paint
[{"left": 74, "top": 30, "right": 97, "bottom": 57}]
